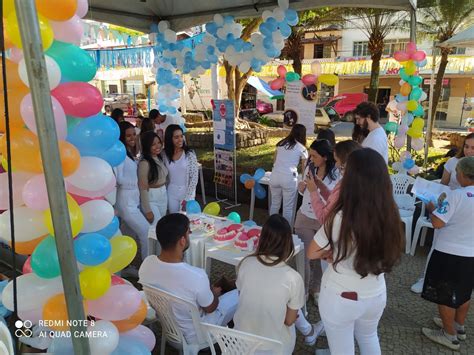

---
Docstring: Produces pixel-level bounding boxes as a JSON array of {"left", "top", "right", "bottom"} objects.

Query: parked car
[
  {"left": 256, "top": 100, "right": 274, "bottom": 114},
  {"left": 323, "top": 93, "right": 368, "bottom": 121}
]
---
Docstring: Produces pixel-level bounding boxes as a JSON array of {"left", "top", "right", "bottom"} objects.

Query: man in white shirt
[
  {"left": 354, "top": 102, "right": 389, "bottom": 164},
  {"left": 139, "top": 213, "right": 238, "bottom": 344},
  {"left": 150, "top": 109, "right": 169, "bottom": 142}
]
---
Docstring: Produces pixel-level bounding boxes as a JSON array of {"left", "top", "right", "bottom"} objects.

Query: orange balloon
[
  {"left": 400, "top": 82, "right": 412, "bottom": 96},
  {"left": 244, "top": 179, "right": 255, "bottom": 189},
  {"left": 0, "top": 86, "right": 30, "bottom": 133},
  {"left": 58, "top": 141, "right": 80, "bottom": 176},
  {"left": 111, "top": 300, "right": 147, "bottom": 332},
  {"left": 0, "top": 59, "right": 28, "bottom": 91},
  {"left": 12, "top": 234, "right": 48, "bottom": 255},
  {"left": 36, "top": 0, "right": 77, "bottom": 21},
  {"left": 43, "top": 293, "right": 88, "bottom": 331}
]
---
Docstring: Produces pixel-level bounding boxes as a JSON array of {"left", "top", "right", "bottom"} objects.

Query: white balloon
[
  {"left": 88, "top": 321, "right": 119, "bottom": 355},
  {"left": 80, "top": 200, "right": 115, "bottom": 233},
  {"left": 66, "top": 157, "right": 115, "bottom": 195},
  {"left": 217, "top": 28, "right": 227, "bottom": 40},
  {"left": 0, "top": 207, "right": 48, "bottom": 243},
  {"left": 164, "top": 29, "right": 176, "bottom": 43},
  {"left": 420, "top": 91, "right": 428, "bottom": 101},
  {"left": 214, "top": 14, "right": 224, "bottom": 26},
  {"left": 275, "top": 40, "right": 285, "bottom": 51},
  {"left": 262, "top": 10, "right": 272, "bottom": 21},
  {"left": 239, "top": 62, "right": 251, "bottom": 73},
  {"left": 158, "top": 21, "right": 170, "bottom": 33},
  {"left": 272, "top": 31, "right": 284, "bottom": 43},
  {"left": 311, "top": 61, "right": 322, "bottom": 76},
  {"left": 273, "top": 8, "right": 285, "bottom": 22},
  {"left": 18, "top": 56, "right": 61, "bottom": 89},
  {"left": 278, "top": 0, "right": 290, "bottom": 10}
]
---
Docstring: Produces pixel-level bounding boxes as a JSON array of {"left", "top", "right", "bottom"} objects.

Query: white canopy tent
[
  {"left": 439, "top": 26, "right": 474, "bottom": 48},
  {"left": 88, "top": 0, "right": 417, "bottom": 33}
]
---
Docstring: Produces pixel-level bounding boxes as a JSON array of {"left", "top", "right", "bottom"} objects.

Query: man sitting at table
[{"left": 139, "top": 213, "right": 239, "bottom": 344}]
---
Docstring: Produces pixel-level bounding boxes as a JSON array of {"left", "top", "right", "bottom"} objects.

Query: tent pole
[
  {"left": 14, "top": 1, "right": 90, "bottom": 353},
  {"left": 407, "top": 6, "right": 416, "bottom": 151},
  {"left": 211, "top": 64, "right": 219, "bottom": 100},
  {"left": 424, "top": 42, "right": 437, "bottom": 168}
]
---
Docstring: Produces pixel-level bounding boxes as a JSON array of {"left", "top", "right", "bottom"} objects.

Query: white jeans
[
  {"left": 148, "top": 186, "right": 168, "bottom": 225},
  {"left": 319, "top": 285, "right": 387, "bottom": 355},
  {"left": 168, "top": 184, "right": 187, "bottom": 213},
  {"left": 269, "top": 172, "right": 298, "bottom": 226},
  {"left": 201, "top": 289, "right": 239, "bottom": 329}
]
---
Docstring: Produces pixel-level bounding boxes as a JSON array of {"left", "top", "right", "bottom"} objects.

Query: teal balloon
[
  {"left": 227, "top": 212, "right": 241, "bottom": 223},
  {"left": 31, "top": 236, "right": 60, "bottom": 279},
  {"left": 399, "top": 68, "right": 410, "bottom": 82},
  {"left": 285, "top": 72, "right": 299, "bottom": 82},
  {"left": 46, "top": 41, "right": 97, "bottom": 82},
  {"left": 413, "top": 104, "right": 425, "bottom": 117},
  {"left": 66, "top": 115, "right": 82, "bottom": 135},
  {"left": 408, "top": 75, "right": 423, "bottom": 86},
  {"left": 409, "top": 87, "right": 422, "bottom": 101},
  {"left": 384, "top": 122, "right": 398, "bottom": 134}
]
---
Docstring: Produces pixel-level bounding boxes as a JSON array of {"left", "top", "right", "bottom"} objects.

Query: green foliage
[{"left": 258, "top": 116, "right": 277, "bottom": 127}]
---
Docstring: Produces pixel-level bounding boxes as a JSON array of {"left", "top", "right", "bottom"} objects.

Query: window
[
  {"left": 453, "top": 47, "right": 466, "bottom": 55},
  {"left": 314, "top": 44, "right": 332, "bottom": 59},
  {"left": 353, "top": 41, "right": 369, "bottom": 56},
  {"left": 354, "top": 39, "right": 409, "bottom": 57},
  {"left": 122, "top": 80, "right": 143, "bottom": 95}
]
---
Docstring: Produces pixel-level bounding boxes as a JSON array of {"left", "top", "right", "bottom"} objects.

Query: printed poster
[
  {"left": 212, "top": 100, "right": 235, "bottom": 150},
  {"left": 283, "top": 80, "right": 317, "bottom": 136},
  {"left": 214, "top": 149, "right": 234, "bottom": 187}
]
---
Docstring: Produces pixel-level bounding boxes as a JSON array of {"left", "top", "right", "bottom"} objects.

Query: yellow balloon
[
  {"left": 218, "top": 66, "right": 227, "bottom": 77},
  {"left": 404, "top": 60, "right": 416, "bottom": 76},
  {"left": 79, "top": 266, "right": 111, "bottom": 300},
  {"left": 318, "top": 74, "right": 339, "bottom": 86},
  {"left": 3, "top": 0, "right": 15, "bottom": 17},
  {"left": 5, "top": 12, "right": 54, "bottom": 51},
  {"left": 103, "top": 236, "right": 137, "bottom": 274},
  {"left": 406, "top": 100, "right": 418, "bottom": 111},
  {"left": 43, "top": 194, "right": 83, "bottom": 237},
  {"left": 203, "top": 202, "right": 220, "bottom": 216}
]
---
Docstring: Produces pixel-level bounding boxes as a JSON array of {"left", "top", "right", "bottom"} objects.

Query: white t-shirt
[
  {"left": 155, "top": 121, "right": 171, "bottom": 142},
  {"left": 234, "top": 256, "right": 305, "bottom": 355},
  {"left": 138, "top": 256, "right": 214, "bottom": 343},
  {"left": 443, "top": 157, "right": 461, "bottom": 190},
  {"left": 432, "top": 185, "right": 474, "bottom": 257},
  {"left": 362, "top": 127, "right": 389, "bottom": 164},
  {"left": 314, "top": 212, "right": 386, "bottom": 298},
  {"left": 272, "top": 142, "right": 308, "bottom": 175},
  {"left": 166, "top": 152, "right": 187, "bottom": 187},
  {"left": 300, "top": 166, "right": 340, "bottom": 219}
]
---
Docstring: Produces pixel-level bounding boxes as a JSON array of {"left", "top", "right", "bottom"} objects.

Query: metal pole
[
  {"left": 14, "top": 1, "right": 90, "bottom": 354},
  {"left": 424, "top": 42, "right": 437, "bottom": 168},
  {"left": 211, "top": 64, "right": 218, "bottom": 100},
  {"left": 407, "top": 6, "right": 416, "bottom": 151}
]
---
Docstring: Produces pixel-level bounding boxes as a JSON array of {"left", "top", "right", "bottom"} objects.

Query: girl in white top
[
  {"left": 270, "top": 124, "right": 308, "bottom": 226},
  {"left": 163, "top": 124, "right": 199, "bottom": 213},
  {"left": 295, "top": 139, "right": 339, "bottom": 300},
  {"left": 307, "top": 148, "right": 404, "bottom": 355},
  {"left": 441, "top": 133, "right": 474, "bottom": 189},
  {"left": 114, "top": 121, "right": 151, "bottom": 261},
  {"left": 235, "top": 214, "right": 323, "bottom": 355}
]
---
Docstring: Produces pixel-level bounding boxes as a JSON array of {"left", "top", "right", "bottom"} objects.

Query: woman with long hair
[
  {"left": 294, "top": 139, "right": 339, "bottom": 301},
  {"left": 308, "top": 148, "right": 404, "bottom": 354},
  {"left": 138, "top": 131, "right": 168, "bottom": 227},
  {"left": 163, "top": 124, "right": 199, "bottom": 213},
  {"left": 114, "top": 121, "right": 150, "bottom": 262},
  {"left": 235, "top": 214, "right": 323, "bottom": 354},
  {"left": 441, "top": 133, "right": 474, "bottom": 189},
  {"left": 136, "top": 117, "right": 156, "bottom": 155},
  {"left": 269, "top": 124, "right": 308, "bottom": 225}
]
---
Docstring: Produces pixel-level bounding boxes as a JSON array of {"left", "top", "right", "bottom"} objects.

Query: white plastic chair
[
  {"left": 141, "top": 283, "right": 210, "bottom": 355},
  {"left": 391, "top": 173, "right": 415, "bottom": 196},
  {"left": 201, "top": 323, "right": 283, "bottom": 355},
  {"left": 391, "top": 173, "right": 416, "bottom": 253},
  {"left": 410, "top": 201, "right": 434, "bottom": 256}
]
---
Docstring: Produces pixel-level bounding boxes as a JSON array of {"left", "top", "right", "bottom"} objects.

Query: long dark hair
[
  {"left": 140, "top": 117, "right": 155, "bottom": 135},
  {"left": 334, "top": 140, "right": 362, "bottom": 167},
  {"left": 247, "top": 214, "right": 295, "bottom": 267},
  {"left": 309, "top": 139, "right": 337, "bottom": 181},
  {"left": 316, "top": 128, "right": 336, "bottom": 147},
  {"left": 325, "top": 148, "right": 403, "bottom": 277},
  {"left": 119, "top": 121, "right": 136, "bottom": 160},
  {"left": 164, "top": 124, "right": 191, "bottom": 162},
  {"left": 140, "top": 131, "right": 162, "bottom": 184},
  {"left": 277, "top": 124, "right": 306, "bottom": 149},
  {"left": 456, "top": 133, "right": 474, "bottom": 158}
]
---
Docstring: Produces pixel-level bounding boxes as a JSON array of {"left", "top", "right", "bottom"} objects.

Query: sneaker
[
  {"left": 410, "top": 278, "right": 424, "bottom": 294},
  {"left": 313, "top": 292, "right": 320, "bottom": 306},
  {"left": 433, "top": 317, "right": 467, "bottom": 341},
  {"left": 422, "top": 327, "right": 460, "bottom": 351},
  {"left": 304, "top": 321, "right": 324, "bottom": 346}
]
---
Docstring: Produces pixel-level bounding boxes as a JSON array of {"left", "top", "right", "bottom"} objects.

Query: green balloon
[
  {"left": 227, "top": 212, "right": 241, "bottom": 223},
  {"left": 286, "top": 72, "right": 299, "bottom": 82},
  {"left": 408, "top": 75, "right": 422, "bottom": 86},
  {"left": 384, "top": 122, "right": 398, "bottom": 134},
  {"left": 31, "top": 236, "right": 61, "bottom": 279},
  {"left": 46, "top": 41, "right": 97, "bottom": 83},
  {"left": 66, "top": 115, "right": 82, "bottom": 135}
]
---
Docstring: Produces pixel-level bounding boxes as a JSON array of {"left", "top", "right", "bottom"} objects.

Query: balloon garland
[
  {"left": 0, "top": 1, "right": 153, "bottom": 352},
  {"left": 269, "top": 64, "right": 339, "bottom": 90},
  {"left": 240, "top": 168, "right": 267, "bottom": 199}
]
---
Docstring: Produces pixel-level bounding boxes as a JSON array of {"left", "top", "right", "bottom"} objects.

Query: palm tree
[
  {"left": 347, "top": 9, "right": 408, "bottom": 102},
  {"left": 417, "top": 0, "right": 474, "bottom": 145}
]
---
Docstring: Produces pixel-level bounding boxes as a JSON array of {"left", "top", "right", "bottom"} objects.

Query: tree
[
  {"left": 347, "top": 9, "right": 407, "bottom": 102},
  {"left": 417, "top": 0, "right": 474, "bottom": 145},
  {"left": 223, "top": 18, "right": 262, "bottom": 116},
  {"left": 281, "top": 9, "right": 345, "bottom": 76}
]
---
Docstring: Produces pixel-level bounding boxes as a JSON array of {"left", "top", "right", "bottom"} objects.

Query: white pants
[
  {"left": 200, "top": 289, "right": 239, "bottom": 332},
  {"left": 319, "top": 285, "right": 387, "bottom": 355},
  {"left": 116, "top": 189, "right": 150, "bottom": 261},
  {"left": 148, "top": 186, "right": 168, "bottom": 225},
  {"left": 168, "top": 184, "right": 187, "bottom": 213},
  {"left": 269, "top": 172, "right": 298, "bottom": 226},
  {"left": 295, "top": 309, "right": 312, "bottom": 335}
]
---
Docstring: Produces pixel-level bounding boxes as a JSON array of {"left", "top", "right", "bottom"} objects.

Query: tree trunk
[
  {"left": 426, "top": 49, "right": 449, "bottom": 147},
  {"left": 234, "top": 68, "right": 253, "bottom": 115},
  {"left": 224, "top": 60, "right": 235, "bottom": 101},
  {"left": 292, "top": 56, "right": 302, "bottom": 77},
  {"left": 368, "top": 50, "right": 382, "bottom": 103}
]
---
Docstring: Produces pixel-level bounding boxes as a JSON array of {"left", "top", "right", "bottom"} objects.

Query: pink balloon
[
  {"left": 22, "top": 174, "right": 49, "bottom": 210},
  {"left": 51, "top": 16, "right": 83, "bottom": 45},
  {"left": 394, "top": 135, "right": 406, "bottom": 149},
  {"left": 398, "top": 124, "right": 409, "bottom": 135},
  {"left": 0, "top": 172, "right": 32, "bottom": 209},
  {"left": 121, "top": 325, "right": 156, "bottom": 351},
  {"left": 277, "top": 65, "right": 287, "bottom": 78},
  {"left": 408, "top": 165, "right": 420, "bottom": 175},
  {"left": 69, "top": 193, "right": 104, "bottom": 206},
  {"left": 87, "top": 285, "right": 142, "bottom": 321},
  {"left": 302, "top": 74, "right": 317, "bottom": 86},
  {"left": 396, "top": 101, "right": 407, "bottom": 111},
  {"left": 22, "top": 256, "right": 32, "bottom": 274},
  {"left": 20, "top": 94, "right": 67, "bottom": 140},
  {"left": 51, "top": 82, "right": 103, "bottom": 118},
  {"left": 411, "top": 50, "right": 426, "bottom": 62},
  {"left": 18, "top": 307, "right": 43, "bottom": 325},
  {"left": 412, "top": 137, "right": 424, "bottom": 151},
  {"left": 67, "top": 174, "right": 116, "bottom": 199},
  {"left": 270, "top": 78, "right": 284, "bottom": 90},
  {"left": 111, "top": 275, "right": 126, "bottom": 286},
  {"left": 393, "top": 51, "right": 410, "bottom": 62},
  {"left": 8, "top": 47, "right": 23, "bottom": 63},
  {"left": 401, "top": 151, "right": 411, "bottom": 160},
  {"left": 76, "top": 0, "right": 89, "bottom": 18},
  {"left": 406, "top": 42, "right": 417, "bottom": 54}
]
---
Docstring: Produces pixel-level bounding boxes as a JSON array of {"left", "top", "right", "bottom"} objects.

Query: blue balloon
[
  {"left": 97, "top": 140, "right": 126, "bottom": 167},
  {"left": 263, "top": 37, "right": 274, "bottom": 50},
  {"left": 240, "top": 173, "right": 252, "bottom": 184},
  {"left": 95, "top": 216, "right": 120, "bottom": 239},
  {"left": 416, "top": 58, "right": 427, "bottom": 67},
  {"left": 67, "top": 115, "right": 119, "bottom": 156},
  {"left": 223, "top": 15, "right": 234, "bottom": 24},
  {"left": 253, "top": 168, "right": 266, "bottom": 181},
  {"left": 186, "top": 200, "right": 202, "bottom": 215},
  {"left": 285, "top": 9, "right": 299, "bottom": 26},
  {"left": 403, "top": 158, "right": 415, "bottom": 170},
  {"left": 395, "top": 94, "right": 408, "bottom": 102},
  {"left": 279, "top": 23, "right": 292, "bottom": 38},
  {"left": 74, "top": 233, "right": 111, "bottom": 266},
  {"left": 243, "top": 220, "right": 257, "bottom": 227},
  {"left": 254, "top": 183, "right": 267, "bottom": 200},
  {"left": 206, "top": 22, "right": 218, "bottom": 35},
  {"left": 266, "top": 18, "right": 278, "bottom": 31},
  {"left": 259, "top": 23, "right": 272, "bottom": 37},
  {"left": 111, "top": 337, "right": 150, "bottom": 355}
]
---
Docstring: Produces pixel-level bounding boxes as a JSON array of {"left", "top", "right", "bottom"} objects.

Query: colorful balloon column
[
  {"left": 389, "top": 42, "right": 428, "bottom": 174},
  {"left": 269, "top": 64, "right": 339, "bottom": 90},
  {"left": 0, "top": 1, "right": 151, "bottom": 353}
]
